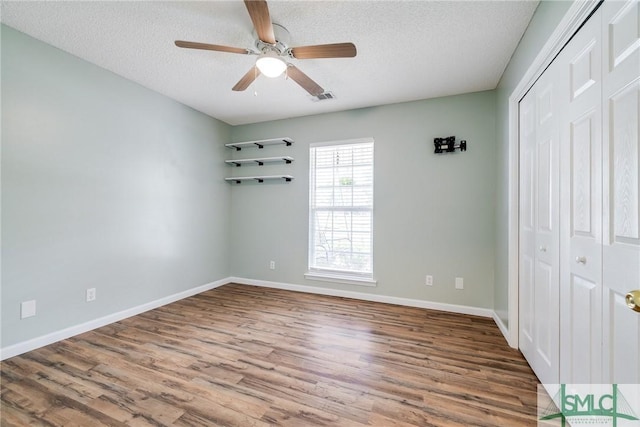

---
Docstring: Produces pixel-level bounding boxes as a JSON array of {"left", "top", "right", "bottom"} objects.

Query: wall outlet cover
[
  {"left": 426, "top": 275, "right": 433, "bottom": 286},
  {"left": 21, "top": 300, "right": 36, "bottom": 319},
  {"left": 86, "top": 288, "right": 96, "bottom": 302},
  {"left": 455, "top": 277, "right": 464, "bottom": 290}
]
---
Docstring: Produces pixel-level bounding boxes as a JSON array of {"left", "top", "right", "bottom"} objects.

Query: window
[{"left": 307, "top": 138, "right": 374, "bottom": 285}]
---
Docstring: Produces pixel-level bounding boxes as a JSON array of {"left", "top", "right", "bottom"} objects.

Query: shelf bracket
[
  {"left": 257, "top": 161, "right": 264, "bottom": 166},
  {"left": 284, "top": 177, "right": 292, "bottom": 182}
]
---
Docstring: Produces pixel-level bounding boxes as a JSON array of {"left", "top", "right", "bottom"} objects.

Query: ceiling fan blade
[
  {"left": 175, "top": 40, "right": 249, "bottom": 55},
  {"left": 290, "top": 43, "right": 357, "bottom": 59},
  {"left": 244, "top": 0, "right": 276, "bottom": 44},
  {"left": 286, "top": 65, "right": 324, "bottom": 96},
  {"left": 232, "top": 67, "right": 261, "bottom": 91}
]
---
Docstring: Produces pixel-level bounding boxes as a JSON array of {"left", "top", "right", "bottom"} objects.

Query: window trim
[
  {"left": 304, "top": 271, "right": 377, "bottom": 287},
  {"left": 307, "top": 137, "right": 375, "bottom": 285}
]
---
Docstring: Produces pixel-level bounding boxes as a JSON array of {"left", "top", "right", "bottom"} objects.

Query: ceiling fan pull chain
[{"left": 254, "top": 66, "right": 259, "bottom": 96}]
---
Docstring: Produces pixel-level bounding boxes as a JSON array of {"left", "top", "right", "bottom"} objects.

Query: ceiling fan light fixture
[{"left": 256, "top": 51, "right": 287, "bottom": 78}]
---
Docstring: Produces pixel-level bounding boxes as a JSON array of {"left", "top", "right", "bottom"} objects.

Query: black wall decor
[{"left": 434, "top": 136, "right": 467, "bottom": 153}]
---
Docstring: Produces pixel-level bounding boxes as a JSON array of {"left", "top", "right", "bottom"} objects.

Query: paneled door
[
  {"left": 601, "top": 0, "right": 640, "bottom": 385},
  {"left": 558, "top": 10, "right": 603, "bottom": 384},
  {"left": 520, "top": 0, "right": 640, "bottom": 388},
  {"left": 519, "top": 56, "right": 561, "bottom": 387}
]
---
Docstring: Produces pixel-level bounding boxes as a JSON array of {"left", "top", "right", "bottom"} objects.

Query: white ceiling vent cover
[{"left": 311, "top": 91, "right": 336, "bottom": 102}]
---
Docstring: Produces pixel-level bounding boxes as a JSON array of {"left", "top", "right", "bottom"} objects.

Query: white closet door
[
  {"left": 519, "top": 85, "right": 538, "bottom": 369},
  {"left": 519, "top": 58, "right": 561, "bottom": 386},
  {"left": 558, "top": 10, "right": 604, "bottom": 384},
  {"left": 601, "top": 0, "right": 640, "bottom": 385}
]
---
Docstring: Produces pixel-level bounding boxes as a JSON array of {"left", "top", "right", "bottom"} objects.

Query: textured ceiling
[{"left": 1, "top": 1, "right": 539, "bottom": 126}]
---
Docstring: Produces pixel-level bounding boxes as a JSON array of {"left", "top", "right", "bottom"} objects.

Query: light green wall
[
  {"left": 493, "top": 0, "right": 573, "bottom": 325},
  {"left": 1, "top": 25, "right": 231, "bottom": 348},
  {"left": 230, "top": 91, "right": 497, "bottom": 308}
]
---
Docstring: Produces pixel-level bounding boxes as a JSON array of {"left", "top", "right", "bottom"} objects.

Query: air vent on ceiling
[{"left": 311, "top": 91, "right": 335, "bottom": 102}]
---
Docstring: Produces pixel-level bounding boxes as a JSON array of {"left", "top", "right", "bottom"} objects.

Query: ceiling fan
[{"left": 174, "top": 0, "right": 356, "bottom": 96}]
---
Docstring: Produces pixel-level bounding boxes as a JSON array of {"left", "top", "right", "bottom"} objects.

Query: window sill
[{"left": 304, "top": 271, "right": 377, "bottom": 287}]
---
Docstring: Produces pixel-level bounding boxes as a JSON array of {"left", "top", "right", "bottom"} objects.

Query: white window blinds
[{"left": 309, "top": 138, "right": 374, "bottom": 277}]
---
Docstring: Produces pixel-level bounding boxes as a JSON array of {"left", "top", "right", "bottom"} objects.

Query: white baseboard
[
  {"left": 229, "top": 277, "right": 495, "bottom": 318},
  {"left": 493, "top": 311, "right": 515, "bottom": 348},
  {"left": 0, "top": 277, "right": 230, "bottom": 361},
  {"left": 2, "top": 276, "right": 510, "bottom": 360}
]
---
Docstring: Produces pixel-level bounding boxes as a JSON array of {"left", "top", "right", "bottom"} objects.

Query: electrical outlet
[
  {"left": 269, "top": 261, "right": 275, "bottom": 270},
  {"left": 455, "top": 277, "right": 464, "bottom": 290},
  {"left": 21, "top": 300, "right": 36, "bottom": 319},
  {"left": 425, "top": 275, "right": 433, "bottom": 286},
  {"left": 86, "top": 288, "right": 96, "bottom": 302}
]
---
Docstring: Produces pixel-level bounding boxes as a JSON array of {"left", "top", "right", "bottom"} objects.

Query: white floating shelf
[
  {"left": 225, "top": 137, "right": 294, "bottom": 151},
  {"left": 225, "top": 156, "right": 294, "bottom": 167},
  {"left": 225, "top": 175, "right": 294, "bottom": 184}
]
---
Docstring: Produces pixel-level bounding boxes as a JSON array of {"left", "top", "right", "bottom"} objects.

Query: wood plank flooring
[{"left": 1, "top": 283, "right": 541, "bottom": 426}]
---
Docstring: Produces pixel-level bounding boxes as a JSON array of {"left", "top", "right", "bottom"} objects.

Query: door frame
[{"left": 505, "top": 0, "right": 600, "bottom": 348}]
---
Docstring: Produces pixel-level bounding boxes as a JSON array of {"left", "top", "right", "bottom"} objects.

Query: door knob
[
  {"left": 626, "top": 290, "right": 640, "bottom": 313},
  {"left": 575, "top": 256, "right": 587, "bottom": 264}
]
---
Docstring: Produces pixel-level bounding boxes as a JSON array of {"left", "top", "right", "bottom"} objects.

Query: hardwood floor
[{"left": 1, "top": 283, "right": 541, "bottom": 426}]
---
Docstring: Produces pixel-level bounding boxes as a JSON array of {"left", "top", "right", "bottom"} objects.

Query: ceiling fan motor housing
[{"left": 254, "top": 23, "right": 291, "bottom": 57}]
